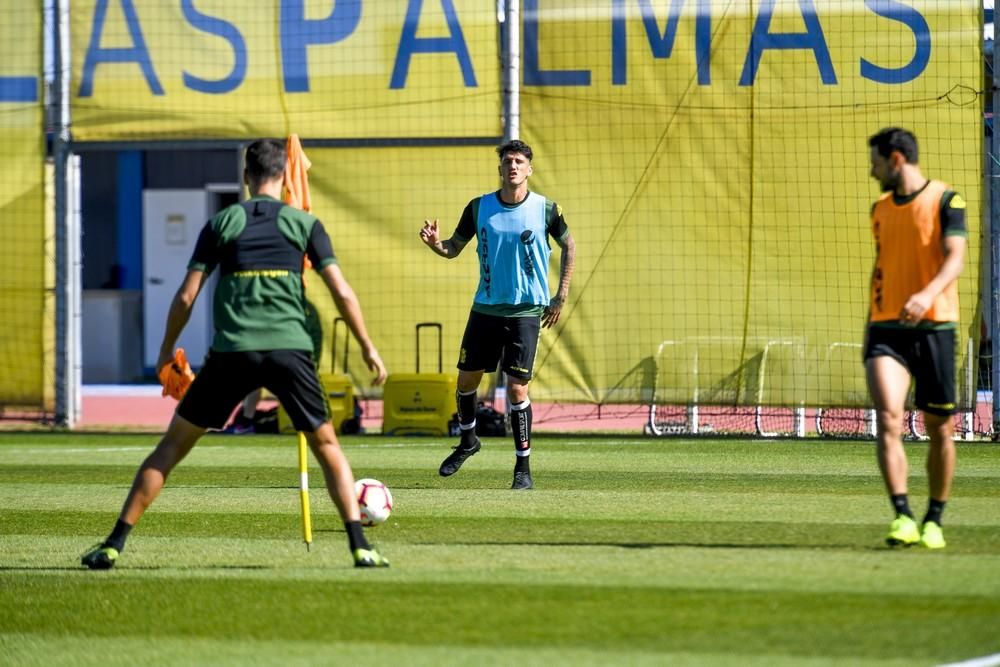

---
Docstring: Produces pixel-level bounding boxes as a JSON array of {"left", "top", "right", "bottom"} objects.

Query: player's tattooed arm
[{"left": 543, "top": 231, "right": 575, "bottom": 328}]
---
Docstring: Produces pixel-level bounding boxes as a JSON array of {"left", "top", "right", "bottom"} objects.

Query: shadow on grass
[
  {"left": 0, "top": 564, "right": 274, "bottom": 572},
  {"left": 411, "top": 540, "right": 869, "bottom": 550}
]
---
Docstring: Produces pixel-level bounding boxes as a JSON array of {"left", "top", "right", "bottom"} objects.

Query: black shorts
[
  {"left": 177, "top": 349, "right": 329, "bottom": 431},
  {"left": 863, "top": 325, "right": 957, "bottom": 416},
  {"left": 458, "top": 310, "right": 541, "bottom": 381}
]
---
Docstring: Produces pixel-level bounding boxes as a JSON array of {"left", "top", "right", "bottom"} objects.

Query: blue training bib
[{"left": 473, "top": 192, "right": 551, "bottom": 307}]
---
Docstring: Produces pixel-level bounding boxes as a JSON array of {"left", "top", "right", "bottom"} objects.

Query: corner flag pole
[
  {"left": 284, "top": 134, "right": 315, "bottom": 551},
  {"left": 297, "top": 432, "right": 313, "bottom": 551}
]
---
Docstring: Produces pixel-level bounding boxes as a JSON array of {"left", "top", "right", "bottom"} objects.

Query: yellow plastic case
[{"left": 382, "top": 323, "right": 457, "bottom": 436}]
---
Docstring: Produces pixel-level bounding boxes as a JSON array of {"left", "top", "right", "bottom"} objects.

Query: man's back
[{"left": 188, "top": 195, "right": 336, "bottom": 352}]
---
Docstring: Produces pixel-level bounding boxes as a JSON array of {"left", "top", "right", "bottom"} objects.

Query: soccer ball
[{"left": 355, "top": 478, "right": 393, "bottom": 526}]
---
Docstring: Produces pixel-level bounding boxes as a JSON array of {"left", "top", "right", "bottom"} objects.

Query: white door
[{"left": 142, "top": 190, "right": 213, "bottom": 370}]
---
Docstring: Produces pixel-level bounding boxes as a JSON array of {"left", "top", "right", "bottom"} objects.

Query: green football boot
[
  {"left": 353, "top": 547, "right": 390, "bottom": 568},
  {"left": 885, "top": 514, "right": 920, "bottom": 547},
  {"left": 81, "top": 544, "right": 119, "bottom": 570},
  {"left": 919, "top": 521, "right": 946, "bottom": 549}
]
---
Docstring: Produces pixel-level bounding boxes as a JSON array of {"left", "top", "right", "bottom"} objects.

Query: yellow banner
[
  {"left": 71, "top": 0, "right": 501, "bottom": 140},
  {"left": 0, "top": 2, "right": 48, "bottom": 408},
  {"left": 64, "top": 1, "right": 984, "bottom": 410}
]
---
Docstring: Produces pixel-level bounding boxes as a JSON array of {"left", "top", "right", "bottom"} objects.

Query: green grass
[{"left": 1, "top": 433, "right": 999, "bottom": 666}]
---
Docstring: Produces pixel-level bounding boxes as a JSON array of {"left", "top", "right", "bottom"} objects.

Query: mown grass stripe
[
  {"left": 0, "top": 633, "right": 930, "bottom": 667},
  {"left": 4, "top": 484, "right": 999, "bottom": 528},
  {"left": 6, "top": 535, "right": 1000, "bottom": 600},
  {"left": 6, "top": 509, "right": 1000, "bottom": 554},
  {"left": 5, "top": 463, "right": 1000, "bottom": 503},
  {"left": 1, "top": 576, "right": 998, "bottom": 661}
]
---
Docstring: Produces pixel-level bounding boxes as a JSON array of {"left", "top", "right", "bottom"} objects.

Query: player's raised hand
[{"left": 419, "top": 219, "right": 440, "bottom": 248}]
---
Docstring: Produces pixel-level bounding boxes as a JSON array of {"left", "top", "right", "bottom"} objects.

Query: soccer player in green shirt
[{"left": 82, "top": 139, "right": 390, "bottom": 569}]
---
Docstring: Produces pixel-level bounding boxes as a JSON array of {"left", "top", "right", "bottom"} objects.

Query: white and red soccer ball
[{"left": 355, "top": 478, "right": 393, "bottom": 526}]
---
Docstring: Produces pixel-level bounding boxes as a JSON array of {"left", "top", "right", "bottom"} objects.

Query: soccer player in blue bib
[{"left": 419, "top": 140, "right": 576, "bottom": 489}]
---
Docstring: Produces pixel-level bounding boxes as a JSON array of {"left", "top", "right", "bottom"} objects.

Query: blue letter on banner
[
  {"left": 79, "top": 0, "right": 164, "bottom": 97},
  {"left": 612, "top": 0, "right": 712, "bottom": 85},
  {"left": 861, "top": 0, "right": 930, "bottom": 84},
  {"left": 391, "top": 0, "right": 477, "bottom": 89},
  {"left": 181, "top": 0, "right": 247, "bottom": 94},
  {"left": 0, "top": 77, "right": 38, "bottom": 102},
  {"left": 524, "top": 0, "right": 590, "bottom": 86},
  {"left": 280, "top": 0, "right": 361, "bottom": 93},
  {"left": 739, "top": 0, "right": 836, "bottom": 86}
]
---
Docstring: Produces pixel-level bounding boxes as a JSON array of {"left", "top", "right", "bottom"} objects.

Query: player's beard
[{"left": 880, "top": 169, "right": 901, "bottom": 193}]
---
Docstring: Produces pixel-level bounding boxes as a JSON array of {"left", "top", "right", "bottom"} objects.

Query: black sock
[
  {"left": 345, "top": 521, "right": 370, "bottom": 551},
  {"left": 104, "top": 519, "right": 133, "bottom": 552},
  {"left": 514, "top": 454, "right": 530, "bottom": 474},
  {"left": 923, "top": 498, "right": 947, "bottom": 526},
  {"left": 457, "top": 390, "right": 478, "bottom": 446},
  {"left": 890, "top": 494, "right": 913, "bottom": 519}
]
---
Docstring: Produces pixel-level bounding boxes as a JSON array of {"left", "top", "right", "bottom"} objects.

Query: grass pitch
[{"left": 1, "top": 432, "right": 999, "bottom": 666}]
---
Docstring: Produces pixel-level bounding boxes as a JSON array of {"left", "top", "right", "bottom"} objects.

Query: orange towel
[
  {"left": 158, "top": 348, "right": 195, "bottom": 400},
  {"left": 283, "top": 134, "right": 312, "bottom": 213}
]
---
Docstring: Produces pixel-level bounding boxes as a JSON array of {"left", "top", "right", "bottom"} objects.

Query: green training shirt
[{"left": 188, "top": 195, "right": 337, "bottom": 352}]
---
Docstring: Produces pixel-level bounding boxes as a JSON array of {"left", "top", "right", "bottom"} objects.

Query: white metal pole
[
  {"left": 495, "top": 0, "right": 521, "bottom": 418},
  {"left": 794, "top": 407, "right": 806, "bottom": 438},
  {"left": 69, "top": 154, "right": 82, "bottom": 424},
  {"left": 54, "top": 0, "right": 79, "bottom": 426},
  {"left": 991, "top": 16, "right": 1000, "bottom": 437},
  {"left": 689, "top": 348, "right": 699, "bottom": 434},
  {"left": 964, "top": 338, "right": 974, "bottom": 440},
  {"left": 501, "top": 0, "right": 520, "bottom": 142}
]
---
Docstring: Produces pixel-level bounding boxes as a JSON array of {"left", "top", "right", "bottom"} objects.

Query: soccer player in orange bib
[{"left": 864, "top": 127, "right": 967, "bottom": 549}]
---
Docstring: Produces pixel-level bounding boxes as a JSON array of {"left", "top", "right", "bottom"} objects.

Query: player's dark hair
[
  {"left": 497, "top": 139, "right": 533, "bottom": 162},
  {"left": 245, "top": 139, "right": 286, "bottom": 182},
  {"left": 868, "top": 127, "right": 918, "bottom": 164}
]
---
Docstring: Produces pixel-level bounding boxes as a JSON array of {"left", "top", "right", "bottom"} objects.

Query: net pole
[
  {"left": 964, "top": 338, "right": 974, "bottom": 440},
  {"left": 69, "top": 155, "right": 82, "bottom": 422},
  {"left": 501, "top": 0, "right": 520, "bottom": 142},
  {"left": 992, "top": 35, "right": 1000, "bottom": 437},
  {"left": 53, "top": 0, "right": 80, "bottom": 426},
  {"left": 492, "top": 0, "right": 521, "bottom": 416}
]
